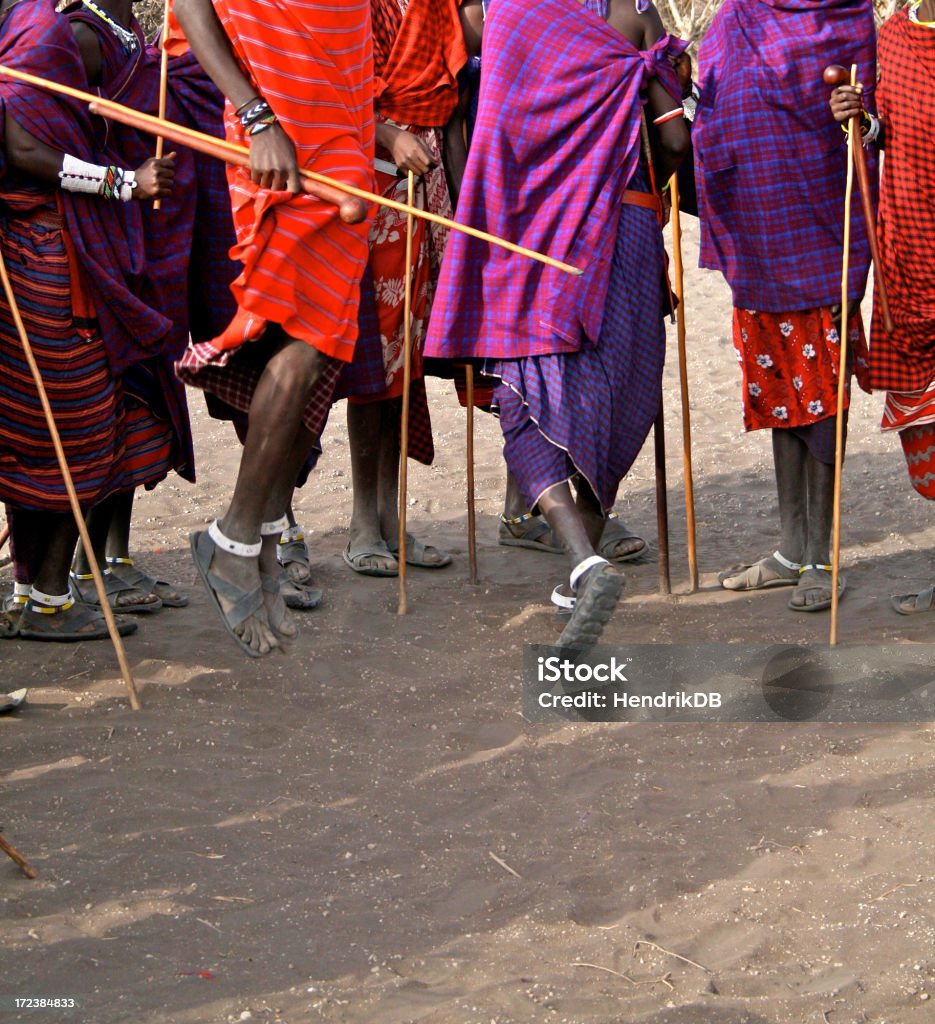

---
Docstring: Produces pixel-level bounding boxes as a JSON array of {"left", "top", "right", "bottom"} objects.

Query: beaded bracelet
[
  {"left": 246, "top": 113, "right": 278, "bottom": 136},
  {"left": 59, "top": 154, "right": 136, "bottom": 202},
  {"left": 240, "top": 98, "right": 275, "bottom": 130}
]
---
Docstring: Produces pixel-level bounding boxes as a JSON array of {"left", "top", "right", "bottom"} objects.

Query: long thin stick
[
  {"left": 0, "top": 833, "right": 38, "bottom": 879},
  {"left": 397, "top": 171, "right": 416, "bottom": 616},
  {"left": 830, "top": 65, "right": 858, "bottom": 646},
  {"left": 0, "top": 250, "right": 140, "bottom": 709},
  {"left": 0, "top": 522, "right": 8, "bottom": 552},
  {"left": 670, "top": 174, "right": 698, "bottom": 592},
  {"left": 0, "top": 65, "right": 581, "bottom": 276},
  {"left": 640, "top": 114, "right": 671, "bottom": 597},
  {"left": 152, "top": 0, "right": 171, "bottom": 212},
  {"left": 852, "top": 135, "right": 892, "bottom": 335},
  {"left": 465, "top": 365, "right": 478, "bottom": 584},
  {"left": 654, "top": 407, "right": 670, "bottom": 596}
]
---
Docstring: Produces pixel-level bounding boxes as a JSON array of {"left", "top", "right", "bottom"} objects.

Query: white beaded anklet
[
  {"left": 29, "top": 586, "right": 75, "bottom": 614},
  {"left": 772, "top": 550, "right": 802, "bottom": 572},
  {"left": 260, "top": 515, "right": 290, "bottom": 537},
  {"left": 570, "top": 555, "right": 609, "bottom": 593},
  {"left": 208, "top": 520, "right": 262, "bottom": 558}
]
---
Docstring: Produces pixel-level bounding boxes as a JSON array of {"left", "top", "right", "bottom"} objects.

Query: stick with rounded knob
[{"left": 823, "top": 63, "right": 894, "bottom": 334}]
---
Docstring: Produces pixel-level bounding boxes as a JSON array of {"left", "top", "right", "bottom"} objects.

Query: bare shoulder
[{"left": 605, "top": 0, "right": 666, "bottom": 49}]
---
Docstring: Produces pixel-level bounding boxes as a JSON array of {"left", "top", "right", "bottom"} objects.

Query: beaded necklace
[
  {"left": 909, "top": 1, "right": 935, "bottom": 28},
  {"left": 81, "top": 0, "right": 139, "bottom": 54}
]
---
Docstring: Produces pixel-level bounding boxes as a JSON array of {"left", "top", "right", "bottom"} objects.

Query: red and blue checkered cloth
[
  {"left": 424, "top": 0, "right": 685, "bottom": 362},
  {"left": 694, "top": 0, "right": 877, "bottom": 313},
  {"left": 65, "top": 5, "right": 197, "bottom": 482},
  {"left": 0, "top": 0, "right": 171, "bottom": 375}
]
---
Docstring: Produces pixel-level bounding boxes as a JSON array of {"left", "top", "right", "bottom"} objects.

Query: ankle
[
  {"left": 29, "top": 586, "right": 75, "bottom": 614},
  {"left": 217, "top": 515, "right": 261, "bottom": 548},
  {"left": 209, "top": 520, "right": 262, "bottom": 558}
]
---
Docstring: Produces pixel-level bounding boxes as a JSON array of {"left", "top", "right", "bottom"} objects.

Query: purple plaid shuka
[
  {"left": 425, "top": 0, "right": 681, "bottom": 511},
  {"left": 694, "top": 0, "right": 877, "bottom": 312},
  {"left": 423, "top": 0, "right": 684, "bottom": 361},
  {"left": 492, "top": 168, "right": 667, "bottom": 511},
  {"left": 0, "top": 0, "right": 170, "bottom": 375}
]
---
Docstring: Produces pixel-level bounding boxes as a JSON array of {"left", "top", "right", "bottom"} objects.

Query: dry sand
[{"left": 2, "top": 219, "right": 935, "bottom": 1023}]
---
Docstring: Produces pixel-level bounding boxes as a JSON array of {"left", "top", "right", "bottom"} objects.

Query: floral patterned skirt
[{"left": 732, "top": 307, "right": 867, "bottom": 434}]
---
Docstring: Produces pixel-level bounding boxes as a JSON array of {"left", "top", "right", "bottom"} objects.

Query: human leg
[
  {"left": 719, "top": 429, "right": 806, "bottom": 591},
  {"left": 538, "top": 480, "right": 625, "bottom": 649},
  {"left": 198, "top": 335, "right": 339, "bottom": 655},
  {"left": 497, "top": 470, "right": 565, "bottom": 553},
  {"left": 71, "top": 494, "right": 162, "bottom": 613},
  {"left": 346, "top": 400, "right": 397, "bottom": 575},
  {"left": 788, "top": 451, "right": 841, "bottom": 612},
  {"left": 103, "top": 489, "right": 189, "bottom": 608},
  {"left": 13, "top": 510, "right": 137, "bottom": 641}
]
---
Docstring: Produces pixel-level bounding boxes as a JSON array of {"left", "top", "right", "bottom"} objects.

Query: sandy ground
[{"left": 3, "top": 218, "right": 935, "bottom": 1024}]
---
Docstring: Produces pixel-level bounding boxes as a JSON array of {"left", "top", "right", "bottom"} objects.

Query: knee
[{"left": 269, "top": 343, "right": 338, "bottom": 405}]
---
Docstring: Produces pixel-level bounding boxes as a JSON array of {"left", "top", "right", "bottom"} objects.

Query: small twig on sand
[
  {"left": 634, "top": 940, "right": 711, "bottom": 974},
  {"left": 0, "top": 833, "right": 39, "bottom": 879},
  {"left": 872, "top": 882, "right": 917, "bottom": 901},
  {"left": 571, "top": 963, "right": 674, "bottom": 990},
  {"left": 488, "top": 851, "right": 522, "bottom": 879},
  {"left": 750, "top": 835, "right": 804, "bottom": 856}
]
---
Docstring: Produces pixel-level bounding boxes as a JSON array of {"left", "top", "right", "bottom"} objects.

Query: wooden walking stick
[
  {"left": 465, "top": 365, "right": 478, "bottom": 584},
  {"left": 669, "top": 172, "right": 698, "bottom": 592},
  {"left": 152, "top": 0, "right": 172, "bottom": 212},
  {"left": 654, "top": 406, "right": 671, "bottom": 596},
  {"left": 0, "top": 251, "right": 140, "bottom": 709},
  {"left": 830, "top": 64, "right": 859, "bottom": 646},
  {"left": 397, "top": 171, "right": 416, "bottom": 616},
  {"left": 0, "top": 833, "right": 38, "bottom": 879},
  {"left": 824, "top": 64, "right": 894, "bottom": 335},
  {"left": 639, "top": 113, "right": 672, "bottom": 596},
  {"left": 0, "top": 521, "right": 9, "bottom": 552}
]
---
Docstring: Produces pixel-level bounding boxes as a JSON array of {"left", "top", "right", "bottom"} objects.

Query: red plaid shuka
[
  {"left": 372, "top": 0, "right": 464, "bottom": 126},
  {"left": 342, "top": 0, "right": 466, "bottom": 465},
  {"left": 867, "top": 8, "right": 935, "bottom": 393}
]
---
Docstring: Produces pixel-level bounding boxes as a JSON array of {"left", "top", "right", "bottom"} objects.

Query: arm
[
  {"left": 375, "top": 121, "right": 435, "bottom": 175},
  {"left": 442, "top": 91, "right": 469, "bottom": 205},
  {"left": 644, "top": 77, "right": 690, "bottom": 186},
  {"left": 445, "top": 0, "right": 483, "bottom": 201},
  {"left": 460, "top": 0, "right": 484, "bottom": 59},
  {"left": 174, "top": 0, "right": 300, "bottom": 192},
  {"left": 4, "top": 113, "right": 175, "bottom": 200},
  {"left": 70, "top": 21, "right": 102, "bottom": 86}
]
